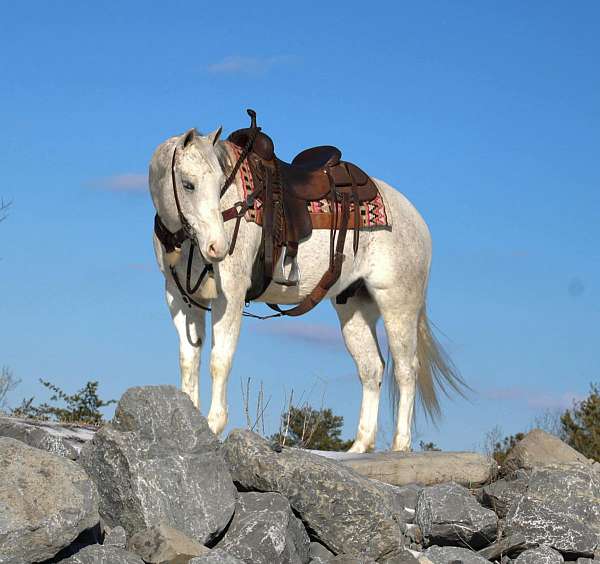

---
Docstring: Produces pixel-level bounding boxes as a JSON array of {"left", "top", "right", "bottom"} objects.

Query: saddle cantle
[{"left": 226, "top": 109, "right": 382, "bottom": 315}]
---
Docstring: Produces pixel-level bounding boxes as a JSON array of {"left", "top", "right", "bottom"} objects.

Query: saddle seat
[
  {"left": 281, "top": 146, "right": 377, "bottom": 203},
  {"left": 292, "top": 145, "right": 341, "bottom": 168},
  {"left": 227, "top": 128, "right": 377, "bottom": 204}
]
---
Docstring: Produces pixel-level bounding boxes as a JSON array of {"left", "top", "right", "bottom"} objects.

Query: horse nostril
[{"left": 205, "top": 240, "right": 227, "bottom": 261}]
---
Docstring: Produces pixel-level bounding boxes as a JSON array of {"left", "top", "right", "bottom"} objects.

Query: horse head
[{"left": 150, "top": 126, "right": 228, "bottom": 264}]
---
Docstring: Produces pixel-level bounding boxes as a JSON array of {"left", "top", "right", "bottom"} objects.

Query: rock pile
[{"left": 0, "top": 386, "right": 599, "bottom": 564}]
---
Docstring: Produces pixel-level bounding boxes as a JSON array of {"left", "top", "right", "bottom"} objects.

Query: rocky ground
[{"left": 1, "top": 386, "right": 599, "bottom": 564}]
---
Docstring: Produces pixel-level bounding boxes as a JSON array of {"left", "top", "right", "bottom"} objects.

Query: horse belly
[{"left": 257, "top": 229, "right": 367, "bottom": 305}]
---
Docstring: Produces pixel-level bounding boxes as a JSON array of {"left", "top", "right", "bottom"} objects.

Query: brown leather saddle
[{"left": 227, "top": 110, "right": 379, "bottom": 316}]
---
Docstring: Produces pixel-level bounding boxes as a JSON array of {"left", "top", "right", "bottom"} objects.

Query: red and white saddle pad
[{"left": 229, "top": 142, "right": 390, "bottom": 230}]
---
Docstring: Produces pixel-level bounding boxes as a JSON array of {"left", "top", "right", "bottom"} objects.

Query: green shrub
[{"left": 12, "top": 379, "right": 115, "bottom": 425}]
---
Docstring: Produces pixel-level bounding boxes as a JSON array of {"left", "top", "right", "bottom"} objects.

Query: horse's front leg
[
  {"left": 166, "top": 281, "right": 207, "bottom": 409},
  {"left": 207, "top": 288, "right": 245, "bottom": 435}
]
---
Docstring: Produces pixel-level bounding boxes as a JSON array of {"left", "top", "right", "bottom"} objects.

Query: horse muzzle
[{"left": 201, "top": 238, "right": 229, "bottom": 263}]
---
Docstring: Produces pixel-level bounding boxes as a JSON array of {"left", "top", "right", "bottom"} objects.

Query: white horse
[{"left": 149, "top": 125, "right": 462, "bottom": 452}]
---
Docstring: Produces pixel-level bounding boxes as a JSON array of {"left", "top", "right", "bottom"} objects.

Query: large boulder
[
  {"left": 421, "top": 546, "right": 490, "bottom": 564},
  {"left": 415, "top": 482, "right": 497, "bottom": 549},
  {"left": 218, "top": 492, "right": 310, "bottom": 564},
  {"left": 222, "top": 429, "right": 407, "bottom": 561},
  {"left": 0, "top": 437, "right": 99, "bottom": 563},
  {"left": 79, "top": 386, "right": 237, "bottom": 544},
  {"left": 505, "top": 463, "right": 600, "bottom": 556},
  {"left": 514, "top": 545, "right": 564, "bottom": 563},
  {"left": 503, "top": 429, "right": 590, "bottom": 474},
  {"left": 312, "top": 450, "right": 496, "bottom": 488},
  {"left": 0, "top": 415, "right": 95, "bottom": 459}
]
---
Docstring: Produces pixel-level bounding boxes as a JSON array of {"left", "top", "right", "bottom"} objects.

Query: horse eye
[{"left": 182, "top": 181, "right": 195, "bottom": 192}]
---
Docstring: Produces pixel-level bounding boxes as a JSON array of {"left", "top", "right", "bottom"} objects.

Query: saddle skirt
[{"left": 227, "top": 142, "right": 390, "bottom": 232}]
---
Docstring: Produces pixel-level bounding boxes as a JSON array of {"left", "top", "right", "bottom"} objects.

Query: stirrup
[{"left": 273, "top": 246, "right": 300, "bottom": 286}]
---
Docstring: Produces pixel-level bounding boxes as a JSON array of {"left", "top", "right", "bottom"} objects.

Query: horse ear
[
  {"left": 207, "top": 126, "right": 223, "bottom": 146},
  {"left": 181, "top": 128, "right": 197, "bottom": 149}
]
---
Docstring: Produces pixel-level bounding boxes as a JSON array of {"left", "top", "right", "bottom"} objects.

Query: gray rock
[
  {"left": 104, "top": 525, "right": 127, "bottom": 548},
  {"left": 0, "top": 416, "right": 95, "bottom": 459},
  {"left": 218, "top": 491, "right": 310, "bottom": 564},
  {"left": 422, "top": 545, "right": 490, "bottom": 564},
  {"left": 514, "top": 545, "right": 564, "bottom": 563},
  {"left": 61, "top": 545, "right": 145, "bottom": 563},
  {"left": 189, "top": 549, "right": 244, "bottom": 563},
  {"left": 128, "top": 523, "right": 208, "bottom": 563},
  {"left": 505, "top": 464, "right": 600, "bottom": 555},
  {"left": 402, "top": 523, "right": 423, "bottom": 547},
  {"left": 311, "top": 450, "right": 497, "bottom": 487},
  {"left": 310, "top": 542, "right": 335, "bottom": 560},
  {"left": 575, "top": 558, "right": 596, "bottom": 564},
  {"left": 79, "top": 386, "right": 237, "bottom": 544},
  {"left": 379, "top": 482, "right": 423, "bottom": 523},
  {"left": 223, "top": 429, "right": 407, "bottom": 561},
  {"left": 329, "top": 556, "right": 376, "bottom": 563},
  {"left": 0, "top": 437, "right": 99, "bottom": 564},
  {"left": 480, "top": 476, "right": 528, "bottom": 518},
  {"left": 503, "top": 429, "right": 590, "bottom": 474},
  {"left": 381, "top": 550, "right": 421, "bottom": 563},
  {"left": 476, "top": 532, "right": 527, "bottom": 561},
  {"left": 415, "top": 482, "right": 497, "bottom": 549}
]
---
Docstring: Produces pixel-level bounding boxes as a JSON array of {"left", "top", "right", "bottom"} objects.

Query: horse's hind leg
[
  {"left": 332, "top": 292, "right": 383, "bottom": 453},
  {"left": 368, "top": 287, "right": 420, "bottom": 451},
  {"left": 166, "top": 281, "right": 206, "bottom": 409}
]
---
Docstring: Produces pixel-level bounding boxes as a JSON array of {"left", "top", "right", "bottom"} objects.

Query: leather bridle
[{"left": 154, "top": 112, "right": 278, "bottom": 319}]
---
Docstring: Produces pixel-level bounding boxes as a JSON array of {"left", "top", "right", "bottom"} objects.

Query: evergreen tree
[{"left": 561, "top": 384, "right": 600, "bottom": 462}]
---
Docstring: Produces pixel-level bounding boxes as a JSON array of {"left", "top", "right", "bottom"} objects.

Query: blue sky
[{"left": 1, "top": 2, "right": 598, "bottom": 451}]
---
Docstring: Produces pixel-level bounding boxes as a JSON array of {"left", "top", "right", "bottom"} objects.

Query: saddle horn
[{"left": 246, "top": 108, "right": 258, "bottom": 130}]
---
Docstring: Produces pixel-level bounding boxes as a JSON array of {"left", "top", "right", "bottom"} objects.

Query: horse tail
[{"left": 414, "top": 305, "right": 468, "bottom": 421}]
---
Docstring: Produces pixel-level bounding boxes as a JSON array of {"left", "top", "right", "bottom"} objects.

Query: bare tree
[
  {"left": 239, "top": 376, "right": 271, "bottom": 435},
  {"left": 0, "top": 366, "right": 20, "bottom": 413},
  {"left": 482, "top": 425, "right": 504, "bottom": 458},
  {"left": 533, "top": 408, "right": 566, "bottom": 439}
]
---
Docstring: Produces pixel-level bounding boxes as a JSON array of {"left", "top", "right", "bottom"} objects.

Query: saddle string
[{"left": 328, "top": 170, "right": 337, "bottom": 271}]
